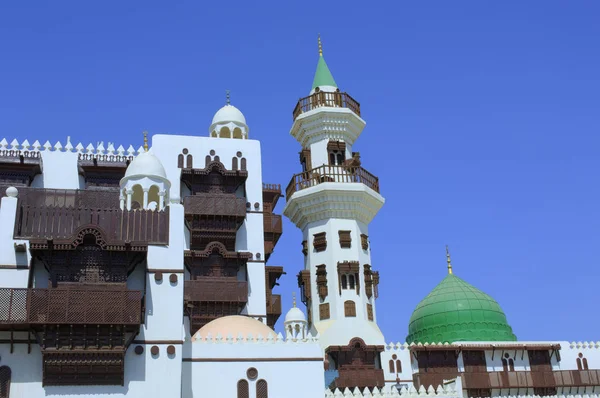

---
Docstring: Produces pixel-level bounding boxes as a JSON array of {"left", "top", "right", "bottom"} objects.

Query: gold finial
[
  {"left": 292, "top": 292, "right": 297, "bottom": 308},
  {"left": 226, "top": 90, "right": 230, "bottom": 105},
  {"left": 446, "top": 245, "right": 453, "bottom": 274},
  {"left": 143, "top": 131, "right": 149, "bottom": 152},
  {"left": 318, "top": 34, "right": 323, "bottom": 57}
]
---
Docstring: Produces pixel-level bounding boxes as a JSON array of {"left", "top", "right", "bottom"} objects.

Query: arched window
[
  {"left": 577, "top": 353, "right": 589, "bottom": 370},
  {"left": 237, "top": 379, "right": 249, "bottom": 398},
  {"left": 177, "top": 154, "right": 184, "bottom": 168},
  {"left": 233, "top": 127, "right": 243, "bottom": 139},
  {"left": 344, "top": 300, "right": 356, "bottom": 317},
  {"left": 205, "top": 155, "right": 211, "bottom": 166},
  {"left": 241, "top": 158, "right": 247, "bottom": 171},
  {"left": 396, "top": 359, "right": 402, "bottom": 373},
  {"left": 256, "top": 379, "right": 268, "bottom": 398},
  {"left": 502, "top": 357, "right": 508, "bottom": 372},
  {"left": 389, "top": 359, "right": 395, "bottom": 373},
  {"left": 508, "top": 358, "right": 515, "bottom": 371},
  {"left": 0, "top": 366, "right": 11, "bottom": 398},
  {"left": 220, "top": 127, "right": 231, "bottom": 138},
  {"left": 232, "top": 157, "right": 238, "bottom": 170},
  {"left": 186, "top": 154, "right": 193, "bottom": 168}
]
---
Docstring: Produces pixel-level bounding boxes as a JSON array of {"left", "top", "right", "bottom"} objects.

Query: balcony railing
[
  {"left": 184, "top": 278, "right": 248, "bottom": 303},
  {"left": 0, "top": 288, "right": 143, "bottom": 326},
  {"left": 330, "top": 367, "right": 385, "bottom": 390},
  {"left": 293, "top": 91, "right": 360, "bottom": 121},
  {"left": 286, "top": 165, "right": 380, "bottom": 198},
  {"left": 15, "top": 187, "right": 120, "bottom": 208},
  {"left": 183, "top": 194, "right": 246, "bottom": 218},
  {"left": 15, "top": 205, "right": 169, "bottom": 244}
]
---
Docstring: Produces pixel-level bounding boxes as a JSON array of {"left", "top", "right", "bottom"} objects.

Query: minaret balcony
[
  {"left": 286, "top": 165, "right": 380, "bottom": 199},
  {"left": 293, "top": 91, "right": 360, "bottom": 121}
]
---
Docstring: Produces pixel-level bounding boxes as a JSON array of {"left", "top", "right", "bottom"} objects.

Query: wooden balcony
[
  {"left": 293, "top": 91, "right": 360, "bottom": 121},
  {"left": 184, "top": 278, "right": 248, "bottom": 303},
  {"left": 183, "top": 194, "right": 246, "bottom": 218},
  {"left": 263, "top": 213, "right": 282, "bottom": 235},
  {"left": 286, "top": 165, "right": 380, "bottom": 199},
  {"left": 416, "top": 370, "right": 600, "bottom": 390},
  {"left": 15, "top": 205, "right": 169, "bottom": 244},
  {"left": 0, "top": 287, "right": 143, "bottom": 327},
  {"left": 329, "top": 367, "right": 385, "bottom": 391},
  {"left": 262, "top": 183, "right": 282, "bottom": 209}
]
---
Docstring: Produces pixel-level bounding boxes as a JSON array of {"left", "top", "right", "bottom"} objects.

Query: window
[
  {"left": 367, "top": 303, "right": 373, "bottom": 321},
  {"left": 338, "top": 230, "right": 351, "bottom": 248},
  {"left": 319, "top": 303, "right": 330, "bottom": 320},
  {"left": 502, "top": 353, "right": 515, "bottom": 372},
  {"left": 344, "top": 300, "right": 356, "bottom": 317},
  {"left": 338, "top": 261, "right": 360, "bottom": 294},
  {"left": 577, "top": 353, "right": 589, "bottom": 370},
  {"left": 327, "top": 141, "right": 346, "bottom": 166},
  {"left": 313, "top": 232, "right": 327, "bottom": 252},
  {"left": 0, "top": 366, "right": 10, "bottom": 398},
  {"left": 256, "top": 379, "right": 268, "bottom": 398},
  {"left": 389, "top": 359, "right": 395, "bottom": 373},
  {"left": 360, "top": 234, "right": 369, "bottom": 250},
  {"left": 341, "top": 274, "right": 348, "bottom": 290},
  {"left": 388, "top": 354, "right": 401, "bottom": 374},
  {"left": 237, "top": 379, "right": 249, "bottom": 398}
]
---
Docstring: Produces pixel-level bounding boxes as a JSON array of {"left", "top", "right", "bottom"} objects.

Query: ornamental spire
[
  {"left": 292, "top": 292, "right": 297, "bottom": 308},
  {"left": 226, "top": 90, "right": 230, "bottom": 105},
  {"left": 143, "top": 131, "right": 149, "bottom": 152},
  {"left": 318, "top": 34, "right": 323, "bottom": 57},
  {"left": 446, "top": 245, "right": 453, "bottom": 274}
]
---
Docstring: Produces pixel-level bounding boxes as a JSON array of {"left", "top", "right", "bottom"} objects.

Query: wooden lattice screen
[
  {"left": 237, "top": 379, "right": 249, "bottom": 398},
  {"left": 0, "top": 366, "right": 11, "bottom": 398},
  {"left": 256, "top": 379, "right": 268, "bottom": 398}
]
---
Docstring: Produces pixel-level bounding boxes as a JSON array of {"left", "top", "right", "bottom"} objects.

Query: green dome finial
[
  {"left": 406, "top": 250, "right": 517, "bottom": 344},
  {"left": 311, "top": 35, "right": 337, "bottom": 90}
]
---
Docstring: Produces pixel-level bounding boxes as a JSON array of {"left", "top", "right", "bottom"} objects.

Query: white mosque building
[{"left": 0, "top": 39, "right": 597, "bottom": 398}]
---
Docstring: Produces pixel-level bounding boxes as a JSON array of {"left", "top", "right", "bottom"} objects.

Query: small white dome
[
  {"left": 211, "top": 104, "right": 246, "bottom": 126},
  {"left": 193, "top": 315, "right": 276, "bottom": 342},
  {"left": 285, "top": 306, "right": 306, "bottom": 323},
  {"left": 124, "top": 151, "right": 167, "bottom": 179}
]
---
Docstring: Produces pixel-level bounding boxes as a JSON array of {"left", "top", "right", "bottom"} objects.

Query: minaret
[{"left": 283, "top": 37, "right": 386, "bottom": 351}]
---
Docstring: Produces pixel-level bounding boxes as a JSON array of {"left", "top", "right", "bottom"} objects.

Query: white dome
[
  {"left": 193, "top": 315, "right": 276, "bottom": 342},
  {"left": 124, "top": 151, "right": 167, "bottom": 179},
  {"left": 211, "top": 104, "right": 247, "bottom": 126},
  {"left": 285, "top": 306, "right": 306, "bottom": 323}
]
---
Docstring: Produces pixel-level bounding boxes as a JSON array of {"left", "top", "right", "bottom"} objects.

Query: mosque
[{"left": 0, "top": 38, "right": 597, "bottom": 398}]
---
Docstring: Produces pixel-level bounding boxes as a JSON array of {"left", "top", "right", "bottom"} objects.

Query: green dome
[{"left": 406, "top": 274, "right": 517, "bottom": 344}]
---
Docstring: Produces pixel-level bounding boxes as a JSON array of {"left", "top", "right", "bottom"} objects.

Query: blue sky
[{"left": 1, "top": 1, "right": 599, "bottom": 341}]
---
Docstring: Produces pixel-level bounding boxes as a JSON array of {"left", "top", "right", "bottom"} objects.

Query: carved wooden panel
[
  {"left": 301, "top": 240, "right": 308, "bottom": 256},
  {"left": 316, "top": 265, "right": 328, "bottom": 300},
  {"left": 338, "top": 230, "right": 351, "bottom": 248},
  {"left": 237, "top": 379, "right": 249, "bottom": 398},
  {"left": 300, "top": 148, "right": 312, "bottom": 171},
  {"left": 42, "top": 352, "right": 125, "bottom": 386},
  {"left": 297, "top": 270, "right": 311, "bottom": 304},
  {"left": 360, "top": 234, "right": 369, "bottom": 250},
  {"left": 327, "top": 141, "right": 347, "bottom": 152},
  {"left": 344, "top": 301, "right": 356, "bottom": 317},
  {"left": 367, "top": 303, "right": 373, "bottom": 321},
  {"left": 464, "top": 351, "right": 487, "bottom": 373},
  {"left": 319, "top": 303, "right": 330, "bottom": 320},
  {"left": 256, "top": 379, "right": 268, "bottom": 398},
  {"left": 313, "top": 232, "right": 327, "bottom": 252},
  {"left": 0, "top": 366, "right": 10, "bottom": 398}
]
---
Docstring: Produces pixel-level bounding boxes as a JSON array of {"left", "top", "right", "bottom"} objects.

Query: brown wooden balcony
[
  {"left": 415, "top": 370, "right": 600, "bottom": 390},
  {"left": 265, "top": 266, "right": 284, "bottom": 290},
  {"left": 15, "top": 205, "right": 169, "bottom": 244},
  {"left": 184, "top": 278, "right": 248, "bottom": 303},
  {"left": 293, "top": 91, "right": 360, "bottom": 121},
  {"left": 329, "top": 367, "right": 385, "bottom": 390},
  {"left": 286, "top": 165, "right": 380, "bottom": 199},
  {"left": 263, "top": 213, "right": 282, "bottom": 235},
  {"left": 262, "top": 183, "right": 282, "bottom": 209},
  {"left": 0, "top": 287, "right": 143, "bottom": 327},
  {"left": 267, "top": 294, "right": 281, "bottom": 315},
  {"left": 183, "top": 194, "right": 246, "bottom": 218}
]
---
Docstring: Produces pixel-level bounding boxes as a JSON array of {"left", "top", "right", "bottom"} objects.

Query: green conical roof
[
  {"left": 312, "top": 55, "right": 337, "bottom": 90},
  {"left": 406, "top": 273, "right": 517, "bottom": 344}
]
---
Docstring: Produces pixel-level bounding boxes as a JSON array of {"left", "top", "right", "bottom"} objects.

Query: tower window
[
  {"left": 319, "top": 303, "right": 330, "bottom": 320},
  {"left": 327, "top": 141, "right": 346, "bottom": 166},
  {"left": 344, "top": 300, "right": 356, "bottom": 317},
  {"left": 313, "top": 232, "right": 327, "bottom": 252},
  {"left": 338, "top": 230, "right": 352, "bottom": 248},
  {"left": 256, "top": 379, "right": 268, "bottom": 398},
  {"left": 502, "top": 353, "right": 515, "bottom": 372},
  {"left": 338, "top": 261, "right": 360, "bottom": 295},
  {"left": 577, "top": 353, "right": 589, "bottom": 370}
]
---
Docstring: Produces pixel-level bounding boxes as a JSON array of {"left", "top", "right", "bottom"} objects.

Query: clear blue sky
[{"left": 1, "top": 1, "right": 599, "bottom": 341}]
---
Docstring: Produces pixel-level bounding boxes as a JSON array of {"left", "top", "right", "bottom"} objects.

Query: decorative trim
[
  {"left": 148, "top": 269, "right": 185, "bottom": 273},
  {"left": 132, "top": 340, "right": 184, "bottom": 345},
  {"left": 182, "top": 357, "right": 323, "bottom": 362},
  {"left": 247, "top": 260, "right": 266, "bottom": 263},
  {"left": 0, "top": 264, "right": 29, "bottom": 270}
]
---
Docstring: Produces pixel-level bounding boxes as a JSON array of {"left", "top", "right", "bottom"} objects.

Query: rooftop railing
[
  {"left": 293, "top": 91, "right": 360, "bottom": 121},
  {"left": 286, "top": 165, "right": 380, "bottom": 199}
]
